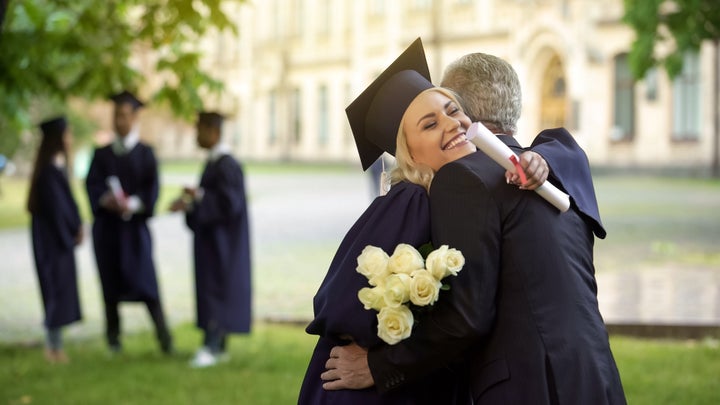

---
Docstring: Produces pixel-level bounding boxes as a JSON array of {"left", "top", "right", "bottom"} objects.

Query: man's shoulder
[
  {"left": 435, "top": 152, "right": 501, "bottom": 182},
  {"left": 135, "top": 141, "right": 156, "bottom": 153},
  {"left": 94, "top": 143, "right": 113, "bottom": 153},
  {"left": 215, "top": 154, "right": 243, "bottom": 172}
]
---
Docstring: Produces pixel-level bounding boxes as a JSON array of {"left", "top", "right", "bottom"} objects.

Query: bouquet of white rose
[{"left": 356, "top": 243, "right": 465, "bottom": 345}]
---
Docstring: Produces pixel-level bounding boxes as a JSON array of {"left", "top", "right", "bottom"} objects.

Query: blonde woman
[{"left": 299, "top": 39, "right": 549, "bottom": 404}]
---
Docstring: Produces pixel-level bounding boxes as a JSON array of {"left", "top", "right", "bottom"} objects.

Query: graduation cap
[
  {"left": 39, "top": 116, "right": 67, "bottom": 138},
  {"left": 109, "top": 90, "right": 145, "bottom": 110},
  {"left": 346, "top": 38, "right": 433, "bottom": 171},
  {"left": 198, "top": 111, "right": 225, "bottom": 129}
]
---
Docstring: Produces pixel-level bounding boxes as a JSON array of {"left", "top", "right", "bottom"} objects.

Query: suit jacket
[
  {"left": 368, "top": 136, "right": 625, "bottom": 404},
  {"left": 186, "top": 154, "right": 252, "bottom": 333},
  {"left": 85, "top": 142, "right": 161, "bottom": 302}
]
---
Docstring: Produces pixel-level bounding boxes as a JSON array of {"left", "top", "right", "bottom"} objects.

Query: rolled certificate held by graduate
[
  {"left": 106, "top": 175, "right": 132, "bottom": 220},
  {"left": 466, "top": 122, "right": 570, "bottom": 213},
  {"left": 106, "top": 176, "right": 126, "bottom": 204}
]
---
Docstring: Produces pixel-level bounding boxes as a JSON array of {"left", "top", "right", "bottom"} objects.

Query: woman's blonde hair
[{"left": 389, "top": 87, "right": 465, "bottom": 192}]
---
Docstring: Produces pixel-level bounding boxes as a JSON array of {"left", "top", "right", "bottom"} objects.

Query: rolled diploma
[
  {"left": 467, "top": 122, "right": 570, "bottom": 213},
  {"left": 106, "top": 176, "right": 126, "bottom": 203}
]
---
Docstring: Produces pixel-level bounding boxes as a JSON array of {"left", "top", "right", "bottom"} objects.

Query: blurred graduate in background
[
  {"left": 170, "top": 111, "right": 252, "bottom": 368},
  {"left": 27, "top": 116, "right": 83, "bottom": 364},
  {"left": 85, "top": 91, "right": 173, "bottom": 355}
]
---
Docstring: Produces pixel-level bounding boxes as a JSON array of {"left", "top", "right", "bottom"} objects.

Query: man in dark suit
[
  {"left": 323, "top": 53, "right": 625, "bottom": 404},
  {"left": 86, "top": 90, "right": 173, "bottom": 355},
  {"left": 170, "top": 112, "right": 252, "bottom": 368},
  {"left": 440, "top": 52, "right": 605, "bottom": 239}
]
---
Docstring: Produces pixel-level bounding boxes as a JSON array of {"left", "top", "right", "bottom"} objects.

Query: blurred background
[{"left": 0, "top": 1, "right": 719, "bottom": 403}]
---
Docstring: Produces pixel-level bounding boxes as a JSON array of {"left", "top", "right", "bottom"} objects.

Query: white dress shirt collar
[
  {"left": 112, "top": 127, "right": 140, "bottom": 155},
  {"left": 208, "top": 142, "right": 231, "bottom": 162}
]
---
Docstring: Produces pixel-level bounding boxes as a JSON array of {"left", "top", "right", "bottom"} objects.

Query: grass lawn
[{"left": 0, "top": 323, "right": 718, "bottom": 405}]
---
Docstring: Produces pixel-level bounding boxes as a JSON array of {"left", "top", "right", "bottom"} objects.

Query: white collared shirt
[
  {"left": 208, "top": 142, "right": 231, "bottom": 162},
  {"left": 112, "top": 126, "right": 140, "bottom": 155},
  {"left": 110, "top": 126, "right": 143, "bottom": 217}
]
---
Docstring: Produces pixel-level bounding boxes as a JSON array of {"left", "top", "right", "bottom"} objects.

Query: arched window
[
  {"left": 612, "top": 53, "right": 635, "bottom": 141},
  {"left": 540, "top": 54, "right": 567, "bottom": 129}
]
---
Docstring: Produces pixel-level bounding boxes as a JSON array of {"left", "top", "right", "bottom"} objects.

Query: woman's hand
[{"left": 506, "top": 151, "right": 549, "bottom": 190}]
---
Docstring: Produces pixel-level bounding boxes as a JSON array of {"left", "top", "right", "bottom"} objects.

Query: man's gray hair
[{"left": 440, "top": 53, "right": 521, "bottom": 134}]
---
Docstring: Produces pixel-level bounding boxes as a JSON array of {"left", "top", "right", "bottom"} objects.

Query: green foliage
[
  {"left": 0, "top": 0, "right": 242, "bottom": 157},
  {"left": 623, "top": 0, "right": 720, "bottom": 79}
]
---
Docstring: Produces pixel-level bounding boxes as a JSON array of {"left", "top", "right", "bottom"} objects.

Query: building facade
[{"left": 134, "top": 0, "right": 718, "bottom": 172}]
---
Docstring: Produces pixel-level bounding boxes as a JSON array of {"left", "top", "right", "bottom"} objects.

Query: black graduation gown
[
  {"left": 298, "top": 182, "right": 468, "bottom": 405},
  {"left": 85, "top": 143, "right": 161, "bottom": 303},
  {"left": 186, "top": 155, "right": 252, "bottom": 333},
  {"left": 368, "top": 138, "right": 626, "bottom": 404},
  {"left": 31, "top": 165, "right": 82, "bottom": 328}
]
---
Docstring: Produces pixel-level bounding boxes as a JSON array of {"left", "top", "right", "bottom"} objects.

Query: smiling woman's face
[{"left": 402, "top": 89, "right": 476, "bottom": 172}]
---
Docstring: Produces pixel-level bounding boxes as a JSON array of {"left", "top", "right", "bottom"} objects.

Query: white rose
[
  {"left": 376, "top": 305, "right": 414, "bottom": 345},
  {"left": 382, "top": 273, "right": 412, "bottom": 308},
  {"left": 358, "top": 286, "right": 386, "bottom": 311},
  {"left": 409, "top": 269, "right": 442, "bottom": 306},
  {"left": 426, "top": 245, "right": 465, "bottom": 280},
  {"left": 387, "top": 243, "right": 425, "bottom": 275},
  {"left": 356, "top": 245, "right": 390, "bottom": 286}
]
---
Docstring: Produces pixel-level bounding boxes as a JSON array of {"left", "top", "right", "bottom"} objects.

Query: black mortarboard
[
  {"left": 198, "top": 111, "right": 225, "bottom": 129},
  {"left": 39, "top": 116, "right": 67, "bottom": 138},
  {"left": 109, "top": 90, "right": 145, "bottom": 110},
  {"left": 346, "top": 38, "right": 433, "bottom": 171}
]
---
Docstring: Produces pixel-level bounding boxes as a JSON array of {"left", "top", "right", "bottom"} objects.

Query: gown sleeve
[
  {"left": 529, "top": 128, "right": 606, "bottom": 238},
  {"left": 37, "top": 166, "right": 81, "bottom": 250},
  {"left": 134, "top": 146, "right": 159, "bottom": 217},
  {"left": 85, "top": 147, "right": 107, "bottom": 217},
  {"left": 305, "top": 181, "right": 431, "bottom": 349},
  {"left": 187, "top": 156, "right": 247, "bottom": 229}
]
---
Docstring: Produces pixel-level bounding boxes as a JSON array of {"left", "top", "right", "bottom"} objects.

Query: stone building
[{"left": 127, "top": 0, "right": 717, "bottom": 172}]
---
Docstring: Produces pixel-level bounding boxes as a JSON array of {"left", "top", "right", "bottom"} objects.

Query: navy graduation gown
[
  {"left": 186, "top": 155, "right": 252, "bottom": 333},
  {"left": 31, "top": 165, "right": 82, "bottom": 328},
  {"left": 528, "top": 127, "right": 606, "bottom": 238},
  {"left": 299, "top": 181, "right": 467, "bottom": 405},
  {"left": 85, "top": 143, "right": 161, "bottom": 302}
]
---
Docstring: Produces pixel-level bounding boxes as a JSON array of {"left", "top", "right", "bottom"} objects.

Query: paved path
[{"left": 1, "top": 170, "right": 719, "bottom": 343}]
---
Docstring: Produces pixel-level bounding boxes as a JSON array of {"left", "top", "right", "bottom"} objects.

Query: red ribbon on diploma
[{"left": 508, "top": 155, "right": 527, "bottom": 185}]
